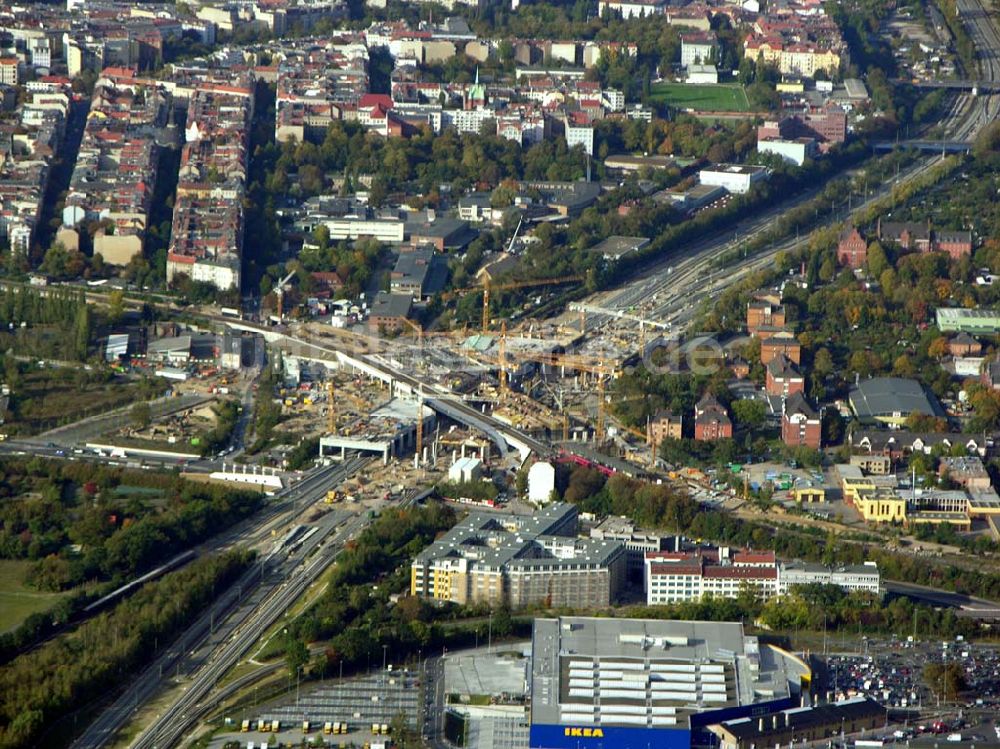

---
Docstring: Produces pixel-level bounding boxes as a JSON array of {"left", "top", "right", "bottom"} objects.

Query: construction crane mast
[
  {"left": 415, "top": 387, "right": 424, "bottom": 465},
  {"left": 326, "top": 380, "right": 335, "bottom": 434},
  {"left": 274, "top": 269, "right": 297, "bottom": 323}
]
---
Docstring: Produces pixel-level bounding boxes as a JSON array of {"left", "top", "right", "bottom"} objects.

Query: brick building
[
  {"left": 765, "top": 354, "right": 805, "bottom": 397},
  {"left": 782, "top": 392, "right": 822, "bottom": 449},
  {"left": 935, "top": 230, "right": 973, "bottom": 259},
  {"left": 836, "top": 227, "right": 867, "bottom": 268},
  {"left": 694, "top": 394, "right": 733, "bottom": 442},
  {"left": 747, "top": 298, "right": 786, "bottom": 336},
  {"left": 760, "top": 331, "right": 801, "bottom": 365}
]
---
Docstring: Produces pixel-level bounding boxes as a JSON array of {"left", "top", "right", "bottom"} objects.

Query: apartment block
[
  {"left": 63, "top": 69, "right": 170, "bottom": 267},
  {"left": 166, "top": 71, "right": 254, "bottom": 290},
  {"left": 411, "top": 503, "right": 626, "bottom": 608}
]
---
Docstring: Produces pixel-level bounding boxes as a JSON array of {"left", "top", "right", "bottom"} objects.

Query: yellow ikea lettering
[{"left": 563, "top": 728, "right": 604, "bottom": 738}]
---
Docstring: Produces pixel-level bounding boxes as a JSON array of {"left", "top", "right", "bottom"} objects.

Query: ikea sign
[
  {"left": 531, "top": 723, "right": 690, "bottom": 749},
  {"left": 563, "top": 728, "right": 604, "bottom": 738}
]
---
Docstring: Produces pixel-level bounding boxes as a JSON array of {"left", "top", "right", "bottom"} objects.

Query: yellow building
[
  {"left": 793, "top": 487, "right": 825, "bottom": 503},
  {"left": 744, "top": 40, "right": 840, "bottom": 78},
  {"left": 853, "top": 487, "right": 907, "bottom": 524}
]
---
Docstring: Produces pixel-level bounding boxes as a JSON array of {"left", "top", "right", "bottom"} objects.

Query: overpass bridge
[{"left": 261, "top": 326, "right": 548, "bottom": 462}]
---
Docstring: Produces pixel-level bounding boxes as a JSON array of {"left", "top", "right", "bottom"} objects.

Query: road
[
  {"left": 69, "top": 456, "right": 370, "bottom": 749},
  {"left": 884, "top": 580, "right": 1000, "bottom": 619},
  {"left": 128, "top": 486, "right": 430, "bottom": 749}
]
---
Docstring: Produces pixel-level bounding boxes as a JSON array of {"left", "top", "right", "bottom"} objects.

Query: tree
[
  {"left": 108, "top": 290, "right": 125, "bottom": 324},
  {"left": 818, "top": 255, "right": 837, "bottom": 282},
  {"left": 927, "top": 336, "right": 950, "bottom": 359},
  {"left": 923, "top": 662, "right": 966, "bottom": 702},
  {"left": 73, "top": 304, "right": 90, "bottom": 360},
  {"left": 731, "top": 399, "right": 766, "bottom": 429},
  {"left": 285, "top": 637, "right": 309, "bottom": 678},
  {"left": 812, "top": 347, "right": 833, "bottom": 377},
  {"left": 866, "top": 241, "right": 889, "bottom": 277},
  {"left": 130, "top": 401, "right": 152, "bottom": 430}
]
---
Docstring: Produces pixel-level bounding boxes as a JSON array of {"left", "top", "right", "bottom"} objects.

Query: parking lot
[
  {"left": 211, "top": 670, "right": 422, "bottom": 749},
  {"left": 822, "top": 638, "right": 1000, "bottom": 711}
]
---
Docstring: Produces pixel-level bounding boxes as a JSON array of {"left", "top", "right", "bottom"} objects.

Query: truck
[
  {"left": 272, "top": 720, "right": 280, "bottom": 732},
  {"left": 372, "top": 723, "right": 381, "bottom": 735},
  {"left": 339, "top": 722, "right": 348, "bottom": 734},
  {"left": 326, "top": 490, "right": 340, "bottom": 504},
  {"left": 381, "top": 724, "right": 389, "bottom": 735},
  {"left": 324, "top": 722, "right": 333, "bottom": 735},
  {"left": 241, "top": 720, "right": 250, "bottom": 732},
  {"left": 947, "top": 734, "right": 962, "bottom": 743},
  {"left": 257, "top": 719, "right": 267, "bottom": 732},
  {"left": 302, "top": 721, "right": 311, "bottom": 733}
]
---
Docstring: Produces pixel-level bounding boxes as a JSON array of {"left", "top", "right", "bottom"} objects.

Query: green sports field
[
  {"left": 649, "top": 82, "right": 751, "bottom": 113},
  {"left": 0, "top": 560, "right": 67, "bottom": 633}
]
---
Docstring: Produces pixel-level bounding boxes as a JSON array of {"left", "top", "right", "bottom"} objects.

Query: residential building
[
  {"left": 596, "top": 0, "right": 667, "bottom": 19},
  {"left": 747, "top": 297, "right": 786, "bottom": 336},
  {"left": 781, "top": 392, "right": 821, "bottom": 449},
  {"left": 694, "top": 394, "right": 732, "bottom": 442},
  {"left": 0, "top": 57, "right": 18, "bottom": 86},
  {"left": 410, "top": 503, "right": 626, "bottom": 607},
  {"left": 563, "top": 111, "right": 594, "bottom": 155},
  {"left": 935, "top": 230, "right": 973, "bottom": 259},
  {"left": 948, "top": 332, "right": 982, "bottom": 357},
  {"left": 63, "top": 71, "right": 170, "bottom": 267},
  {"left": 166, "top": 71, "right": 254, "bottom": 291},
  {"left": 680, "top": 32, "right": 717, "bottom": 69},
  {"left": 765, "top": 354, "right": 804, "bottom": 397},
  {"left": 647, "top": 409, "right": 683, "bottom": 445},
  {"left": 760, "top": 331, "right": 801, "bottom": 365},
  {"left": 877, "top": 219, "right": 931, "bottom": 252}
]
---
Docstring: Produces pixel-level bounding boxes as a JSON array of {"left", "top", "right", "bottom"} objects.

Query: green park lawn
[
  {"left": 649, "top": 82, "right": 751, "bottom": 112},
  {"left": 0, "top": 560, "right": 67, "bottom": 633}
]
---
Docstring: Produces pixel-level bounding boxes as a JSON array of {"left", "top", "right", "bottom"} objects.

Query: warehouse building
[
  {"left": 849, "top": 377, "right": 943, "bottom": 427},
  {"left": 410, "top": 503, "right": 626, "bottom": 608},
  {"left": 708, "top": 696, "right": 885, "bottom": 749},
  {"left": 936, "top": 307, "right": 1000, "bottom": 334},
  {"left": 528, "top": 616, "right": 810, "bottom": 749}
]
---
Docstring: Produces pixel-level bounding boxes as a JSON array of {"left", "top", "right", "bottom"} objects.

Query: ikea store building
[{"left": 529, "top": 617, "right": 811, "bottom": 749}]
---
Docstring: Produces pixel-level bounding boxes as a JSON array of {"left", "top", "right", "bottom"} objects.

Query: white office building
[{"left": 698, "top": 163, "right": 770, "bottom": 194}]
